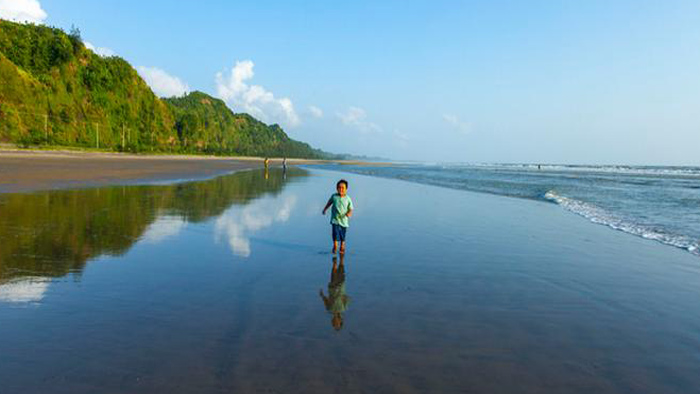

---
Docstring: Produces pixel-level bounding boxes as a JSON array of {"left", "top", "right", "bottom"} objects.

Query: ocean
[{"left": 321, "top": 163, "right": 700, "bottom": 257}]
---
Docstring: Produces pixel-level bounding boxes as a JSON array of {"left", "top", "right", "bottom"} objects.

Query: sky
[{"left": 1, "top": 0, "right": 699, "bottom": 165}]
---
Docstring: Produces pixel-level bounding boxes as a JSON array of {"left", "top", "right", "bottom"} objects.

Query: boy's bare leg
[
  {"left": 339, "top": 242, "right": 346, "bottom": 255},
  {"left": 332, "top": 241, "right": 338, "bottom": 254}
]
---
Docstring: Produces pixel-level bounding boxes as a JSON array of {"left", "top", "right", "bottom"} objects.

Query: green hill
[
  {"left": 0, "top": 20, "right": 325, "bottom": 158},
  {"left": 165, "top": 91, "right": 325, "bottom": 157}
]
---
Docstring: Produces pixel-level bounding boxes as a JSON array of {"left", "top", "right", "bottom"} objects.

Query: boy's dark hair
[{"left": 337, "top": 179, "right": 348, "bottom": 188}]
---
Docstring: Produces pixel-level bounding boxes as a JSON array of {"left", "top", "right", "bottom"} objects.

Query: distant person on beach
[
  {"left": 322, "top": 179, "right": 354, "bottom": 254},
  {"left": 319, "top": 254, "right": 349, "bottom": 331},
  {"left": 264, "top": 157, "right": 269, "bottom": 168}
]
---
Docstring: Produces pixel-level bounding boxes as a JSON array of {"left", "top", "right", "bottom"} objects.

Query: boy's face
[{"left": 336, "top": 183, "right": 347, "bottom": 196}]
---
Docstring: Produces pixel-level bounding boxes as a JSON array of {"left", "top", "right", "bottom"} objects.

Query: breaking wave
[{"left": 544, "top": 191, "right": 700, "bottom": 256}]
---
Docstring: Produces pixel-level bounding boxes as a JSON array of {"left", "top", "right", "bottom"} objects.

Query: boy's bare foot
[
  {"left": 339, "top": 244, "right": 346, "bottom": 255},
  {"left": 332, "top": 245, "right": 337, "bottom": 254}
]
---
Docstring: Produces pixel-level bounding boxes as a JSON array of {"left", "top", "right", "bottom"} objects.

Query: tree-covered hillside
[
  {"left": 0, "top": 20, "right": 325, "bottom": 158},
  {"left": 165, "top": 91, "right": 325, "bottom": 157}
]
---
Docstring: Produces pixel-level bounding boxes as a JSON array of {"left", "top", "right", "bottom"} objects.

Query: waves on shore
[
  {"left": 457, "top": 163, "right": 700, "bottom": 177},
  {"left": 544, "top": 190, "right": 699, "bottom": 256}
]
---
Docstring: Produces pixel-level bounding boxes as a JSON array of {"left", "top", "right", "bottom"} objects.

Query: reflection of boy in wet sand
[{"left": 319, "top": 255, "right": 350, "bottom": 331}]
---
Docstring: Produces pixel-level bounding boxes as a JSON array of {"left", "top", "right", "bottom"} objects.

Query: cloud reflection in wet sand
[
  {"left": 141, "top": 215, "right": 188, "bottom": 244},
  {"left": 0, "top": 277, "right": 51, "bottom": 304},
  {"left": 215, "top": 195, "right": 297, "bottom": 257}
]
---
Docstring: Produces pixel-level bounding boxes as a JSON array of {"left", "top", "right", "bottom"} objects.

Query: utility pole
[
  {"left": 44, "top": 114, "right": 48, "bottom": 142},
  {"left": 122, "top": 124, "right": 125, "bottom": 148},
  {"left": 95, "top": 123, "right": 99, "bottom": 149}
]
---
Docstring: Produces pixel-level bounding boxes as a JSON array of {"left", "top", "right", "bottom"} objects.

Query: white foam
[
  {"left": 544, "top": 191, "right": 700, "bottom": 257},
  {"left": 437, "top": 163, "right": 700, "bottom": 178}
]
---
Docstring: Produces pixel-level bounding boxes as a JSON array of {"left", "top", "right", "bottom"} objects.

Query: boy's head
[{"left": 336, "top": 179, "right": 348, "bottom": 196}]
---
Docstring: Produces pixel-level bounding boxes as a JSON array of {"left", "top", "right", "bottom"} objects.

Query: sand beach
[{"left": 0, "top": 149, "right": 295, "bottom": 193}]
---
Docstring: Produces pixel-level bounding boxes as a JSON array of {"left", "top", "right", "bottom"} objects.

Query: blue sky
[{"left": 3, "top": 0, "right": 700, "bottom": 164}]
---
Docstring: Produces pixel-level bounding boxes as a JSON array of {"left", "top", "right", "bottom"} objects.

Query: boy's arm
[
  {"left": 319, "top": 290, "right": 331, "bottom": 307},
  {"left": 322, "top": 198, "right": 333, "bottom": 214},
  {"left": 345, "top": 198, "right": 354, "bottom": 218}
]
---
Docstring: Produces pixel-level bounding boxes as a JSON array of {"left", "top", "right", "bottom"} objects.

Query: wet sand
[
  {"left": 0, "top": 150, "right": 298, "bottom": 193},
  {"left": 1, "top": 168, "right": 700, "bottom": 393}
]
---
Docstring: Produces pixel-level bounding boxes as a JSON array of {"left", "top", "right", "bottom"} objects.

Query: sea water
[{"left": 320, "top": 163, "right": 700, "bottom": 257}]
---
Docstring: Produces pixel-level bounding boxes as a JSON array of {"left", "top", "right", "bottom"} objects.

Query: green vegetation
[
  {"left": 165, "top": 91, "right": 326, "bottom": 157},
  {"left": 0, "top": 20, "right": 325, "bottom": 158},
  {"left": 0, "top": 167, "right": 308, "bottom": 282}
]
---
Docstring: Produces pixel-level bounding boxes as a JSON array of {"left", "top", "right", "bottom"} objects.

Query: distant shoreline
[{"left": 0, "top": 147, "right": 389, "bottom": 193}]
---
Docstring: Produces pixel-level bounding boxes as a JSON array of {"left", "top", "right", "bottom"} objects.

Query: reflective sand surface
[{"left": 1, "top": 168, "right": 700, "bottom": 393}]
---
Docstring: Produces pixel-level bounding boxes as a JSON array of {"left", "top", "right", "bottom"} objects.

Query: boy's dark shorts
[{"left": 332, "top": 224, "right": 347, "bottom": 242}]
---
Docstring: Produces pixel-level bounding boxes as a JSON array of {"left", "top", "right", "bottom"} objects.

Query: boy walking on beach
[{"left": 322, "top": 179, "right": 354, "bottom": 254}]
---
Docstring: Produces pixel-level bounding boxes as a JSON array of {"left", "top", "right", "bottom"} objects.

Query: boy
[{"left": 322, "top": 179, "right": 354, "bottom": 254}]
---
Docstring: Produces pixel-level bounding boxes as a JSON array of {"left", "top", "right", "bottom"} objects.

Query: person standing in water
[{"left": 322, "top": 179, "right": 354, "bottom": 254}]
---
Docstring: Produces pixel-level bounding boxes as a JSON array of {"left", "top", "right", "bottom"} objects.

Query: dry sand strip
[{"left": 0, "top": 150, "right": 292, "bottom": 194}]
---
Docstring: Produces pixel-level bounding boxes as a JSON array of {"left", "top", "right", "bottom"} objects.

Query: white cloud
[
  {"left": 0, "top": 0, "right": 47, "bottom": 24},
  {"left": 0, "top": 277, "right": 50, "bottom": 303},
  {"left": 337, "top": 106, "right": 365, "bottom": 125},
  {"left": 215, "top": 195, "right": 297, "bottom": 258},
  {"left": 216, "top": 60, "right": 300, "bottom": 127},
  {"left": 308, "top": 105, "right": 324, "bottom": 118},
  {"left": 442, "top": 114, "right": 472, "bottom": 135},
  {"left": 84, "top": 41, "right": 116, "bottom": 57},
  {"left": 336, "top": 106, "right": 382, "bottom": 134},
  {"left": 137, "top": 66, "right": 190, "bottom": 98},
  {"left": 141, "top": 215, "right": 187, "bottom": 244}
]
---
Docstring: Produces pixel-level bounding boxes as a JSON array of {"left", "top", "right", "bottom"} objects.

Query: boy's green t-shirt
[
  {"left": 328, "top": 283, "right": 350, "bottom": 313},
  {"left": 329, "top": 194, "right": 354, "bottom": 227}
]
